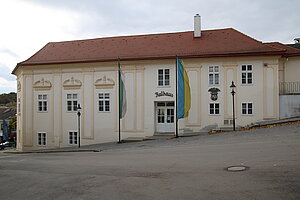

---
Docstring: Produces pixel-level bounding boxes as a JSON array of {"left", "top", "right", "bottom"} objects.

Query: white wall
[
  {"left": 16, "top": 56, "right": 281, "bottom": 150},
  {"left": 285, "top": 57, "right": 300, "bottom": 83},
  {"left": 280, "top": 95, "right": 300, "bottom": 119}
]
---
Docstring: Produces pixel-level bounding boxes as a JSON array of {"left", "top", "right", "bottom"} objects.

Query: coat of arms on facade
[{"left": 208, "top": 87, "right": 221, "bottom": 101}]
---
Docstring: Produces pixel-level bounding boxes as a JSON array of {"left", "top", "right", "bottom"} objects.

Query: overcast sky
[{"left": 0, "top": 0, "right": 299, "bottom": 93}]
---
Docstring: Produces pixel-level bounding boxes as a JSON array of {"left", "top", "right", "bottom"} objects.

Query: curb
[
  {"left": 250, "top": 119, "right": 300, "bottom": 128},
  {"left": 208, "top": 120, "right": 300, "bottom": 134},
  {"left": 4, "top": 149, "right": 101, "bottom": 154}
]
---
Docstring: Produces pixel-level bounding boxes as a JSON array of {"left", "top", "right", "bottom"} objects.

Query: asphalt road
[{"left": 0, "top": 124, "right": 300, "bottom": 200}]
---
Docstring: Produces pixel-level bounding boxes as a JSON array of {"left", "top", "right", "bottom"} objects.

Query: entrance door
[{"left": 156, "top": 102, "right": 175, "bottom": 133}]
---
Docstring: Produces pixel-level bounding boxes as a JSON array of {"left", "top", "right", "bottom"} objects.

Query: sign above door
[{"left": 155, "top": 91, "right": 174, "bottom": 98}]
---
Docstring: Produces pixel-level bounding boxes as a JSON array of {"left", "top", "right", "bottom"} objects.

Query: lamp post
[
  {"left": 230, "top": 81, "right": 236, "bottom": 131},
  {"left": 77, "top": 104, "right": 81, "bottom": 148}
]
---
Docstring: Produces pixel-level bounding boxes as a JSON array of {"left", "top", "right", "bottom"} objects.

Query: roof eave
[
  {"left": 13, "top": 51, "right": 285, "bottom": 69},
  {"left": 283, "top": 53, "right": 300, "bottom": 57},
  {"left": 12, "top": 62, "right": 23, "bottom": 75}
]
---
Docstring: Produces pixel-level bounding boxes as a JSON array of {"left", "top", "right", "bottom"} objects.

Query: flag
[
  {"left": 177, "top": 58, "right": 191, "bottom": 119},
  {"left": 118, "top": 62, "right": 127, "bottom": 119},
  {"left": 3, "top": 120, "right": 9, "bottom": 141}
]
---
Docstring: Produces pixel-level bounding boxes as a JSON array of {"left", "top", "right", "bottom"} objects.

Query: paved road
[{"left": 0, "top": 124, "right": 300, "bottom": 200}]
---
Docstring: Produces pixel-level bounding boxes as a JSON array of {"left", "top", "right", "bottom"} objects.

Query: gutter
[{"left": 283, "top": 53, "right": 300, "bottom": 58}]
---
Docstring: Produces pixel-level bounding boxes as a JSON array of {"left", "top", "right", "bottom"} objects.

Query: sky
[{"left": 0, "top": 0, "right": 299, "bottom": 94}]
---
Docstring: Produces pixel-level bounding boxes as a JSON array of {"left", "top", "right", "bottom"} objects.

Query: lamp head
[
  {"left": 230, "top": 81, "right": 236, "bottom": 89},
  {"left": 77, "top": 104, "right": 81, "bottom": 112}
]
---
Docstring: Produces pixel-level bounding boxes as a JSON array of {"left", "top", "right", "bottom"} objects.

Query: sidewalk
[
  {"left": 209, "top": 117, "right": 300, "bottom": 134},
  {"left": 3, "top": 134, "right": 176, "bottom": 154},
  {"left": 4, "top": 117, "right": 300, "bottom": 154},
  {"left": 249, "top": 116, "right": 300, "bottom": 128}
]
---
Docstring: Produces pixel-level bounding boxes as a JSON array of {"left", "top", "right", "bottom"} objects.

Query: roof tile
[{"left": 17, "top": 28, "right": 286, "bottom": 68}]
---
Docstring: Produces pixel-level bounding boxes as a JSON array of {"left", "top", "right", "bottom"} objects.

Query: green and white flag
[{"left": 119, "top": 62, "right": 127, "bottom": 119}]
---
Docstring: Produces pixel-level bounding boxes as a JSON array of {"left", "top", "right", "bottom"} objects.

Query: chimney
[{"left": 194, "top": 14, "right": 201, "bottom": 37}]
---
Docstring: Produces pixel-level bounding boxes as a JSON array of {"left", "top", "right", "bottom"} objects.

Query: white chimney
[{"left": 194, "top": 14, "right": 201, "bottom": 37}]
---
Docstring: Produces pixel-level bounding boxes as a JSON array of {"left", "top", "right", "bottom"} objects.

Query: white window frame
[
  {"left": 37, "top": 132, "right": 47, "bottom": 146},
  {"left": 208, "top": 66, "right": 220, "bottom": 85},
  {"left": 241, "top": 64, "right": 253, "bottom": 85},
  {"left": 69, "top": 131, "right": 78, "bottom": 145},
  {"left": 37, "top": 94, "right": 48, "bottom": 112},
  {"left": 209, "top": 103, "right": 220, "bottom": 115},
  {"left": 241, "top": 102, "right": 253, "bottom": 115},
  {"left": 66, "top": 93, "right": 78, "bottom": 112},
  {"left": 224, "top": 119, "right": 234, "bottom": 125},
  {"left": 98, "top": 92, "right": 111, "bottom": 112},
  {"left": 157, "top": 68, "right": 170, "bottom": 87}
]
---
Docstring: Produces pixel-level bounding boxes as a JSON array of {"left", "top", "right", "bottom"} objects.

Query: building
[
  {"left": 12, "top": 15, "right": 300, "bottom": 151},
  {"left": 287, "top": 38, "right": 300, "bottom": 49},
  {"left": 0, "top": 107, "right": 16, "bottom": 142}
]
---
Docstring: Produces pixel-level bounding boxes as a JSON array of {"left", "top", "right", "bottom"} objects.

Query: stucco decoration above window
[
  {"left": 63, "top": 77, "right": 82, "bottom": 90},
  {"left": 95, "top": 76, "right": 115, "bottom": 89},
  {"left": 17, "top": 81, "right": 21, "bottom": 92},
  {"left": 33, "top": 78, "right": 52, "bottom": 90}
]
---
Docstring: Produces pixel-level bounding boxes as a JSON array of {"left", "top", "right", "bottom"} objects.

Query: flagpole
[
  {"left": 175, "top": 56, "right": 179, "bottom": 138},
  {"left": 118, "top": 58, "right": 121, "bottom": 143}
]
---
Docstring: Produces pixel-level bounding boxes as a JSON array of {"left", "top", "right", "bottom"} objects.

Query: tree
[
  {"left": 0, "top": 92, "right": 17, "bottom": 106},
  {"left": 8, "top": 115, "right": 17, "bottom": 142},
  {"left": 8, "top": 115, "right": 16, "bottom": 133}
]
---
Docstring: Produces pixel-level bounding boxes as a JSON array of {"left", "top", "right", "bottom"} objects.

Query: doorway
[{"left": 155, "top": 102, "right": 175, "bottom": 133}]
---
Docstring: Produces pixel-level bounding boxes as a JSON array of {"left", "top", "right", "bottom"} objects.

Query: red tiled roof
[
  {"left": 14, "top": 28, "right": 288, "bottom": 73},
  {"left": 264, "top": 42, "right": 300, "bottom": 54},
  {"left": 0, "top": 108, "right": 16, "bottom": 120}
]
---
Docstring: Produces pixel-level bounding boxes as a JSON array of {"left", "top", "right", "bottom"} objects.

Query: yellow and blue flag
[{"left": 177, "top": 58, "right": 191, "bottom": 119}]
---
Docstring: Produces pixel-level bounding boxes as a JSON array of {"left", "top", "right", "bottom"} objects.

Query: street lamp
[
  {"left": 77, "top": 104, "right": 81, "bottom": 148},
  {"left": 230, "top": 81, "right": 236, "bottom": 131}
]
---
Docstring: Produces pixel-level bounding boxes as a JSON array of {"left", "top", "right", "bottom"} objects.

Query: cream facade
[
  {"left": 278, "top": 56, "right": 300, "bottom": 118},
  {"left": 15, "top": 56, "right": 283, "bottom": 151},
  {"left": 281, "top": 57, "right": 300, "bottom": 83}
]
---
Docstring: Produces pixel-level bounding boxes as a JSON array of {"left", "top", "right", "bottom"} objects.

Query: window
[
  {"left": 38, "top": 132, "right": 46, "bottom": 146},
  {"left": 157, "top": 108, "right": 165, "bottom": 123},
  {"left": 209, "top": 103, "right": 220, "bottom": 115},
  {"left": 18, "top": 98, "right": 20, "bottom": 114},
  {"left": 158, "top": 69, "right": 170, "bottom": 86},
  {"left": 241, "top": 103, "right": 253, "bottom": 115},
  {"left": 224, "top": 119, "right": 234, "bottom": 125},
  {"left": 67, "top": 94, "right": 78, "bottom": 111},
  {"left": 69, "top": 131, "right": 78, "bottom": 145},
  {"left": 99, "top": 93, "right": 110, "bottom": 112},
  {"left": 166, "top": 108, "right": 174, "bottom": 123},
  {"left": 38, "top": 94, "right": 47, "bottom": 112},
  {"left": 209, "top": 66, "right": 219, "bottom": 85},
  {"left": 241, "top": 65, "right": 253, "bottom": 84}
]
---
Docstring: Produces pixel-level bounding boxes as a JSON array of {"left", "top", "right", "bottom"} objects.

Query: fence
[{"left": 279, "top": 82, "right": 300, "bottom": 94}]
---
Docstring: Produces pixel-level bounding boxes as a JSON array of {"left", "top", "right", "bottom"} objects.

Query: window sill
[
  {"left": 240, "top": 84, "right": 253, "bottom": 86},
  {"left": 157, "top": 85, "right": 171, "bottom": 88},
  {"left": 66, "top": 111, "right": 78, "bottom": 113}
]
